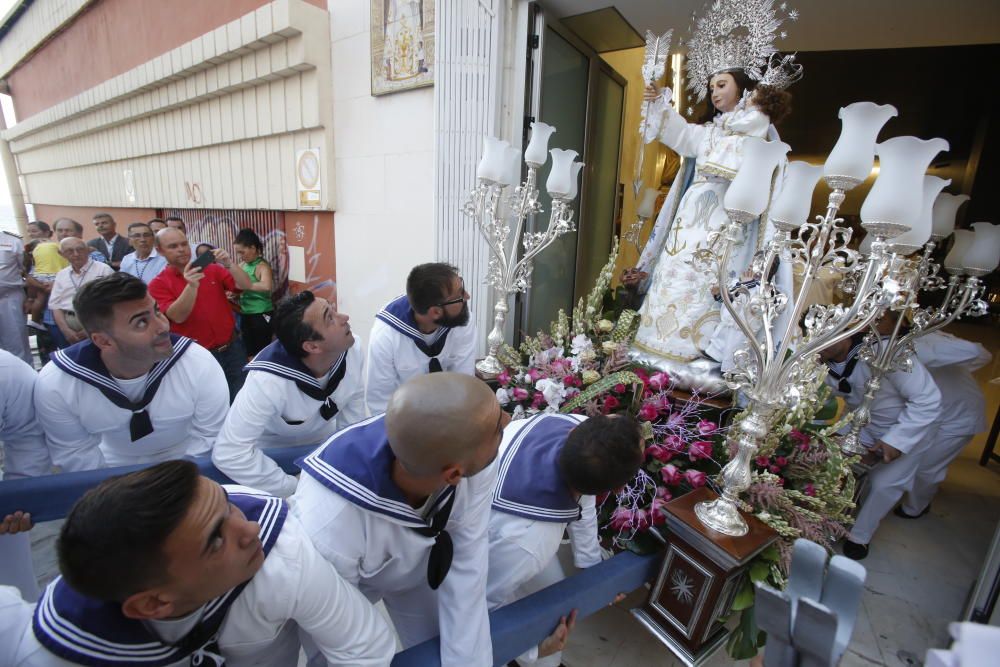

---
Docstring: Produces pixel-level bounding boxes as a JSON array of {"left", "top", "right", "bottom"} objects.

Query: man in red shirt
[{"left": 149, "top": 228, "right": 252, "bottom": 401}]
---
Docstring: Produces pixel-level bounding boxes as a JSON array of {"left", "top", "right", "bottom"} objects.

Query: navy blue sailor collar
[
  {"left": 32, "top": 489, "right": 288, "bottom": 667},
  {"left": 244, "top": 340, "right": 348, "bottom": 420},
  {"left": 493, "top": 413, "right": 586, "bottom": 523},
  {"left": 297, "top": 414, "right": 456, "bottom": 528},
  {"left": 376, "top": 295, "right": 450, "bottom": 347}
]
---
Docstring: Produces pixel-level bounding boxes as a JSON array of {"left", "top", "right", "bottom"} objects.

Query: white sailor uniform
[
  {"left": 825, "top": 338, "right": 942, "bottom": 544},
  {"left": 10, "top": 487, "right": 395, "bottom": 666},
  {"left": 213, "top": 340, "right": 366, "bottom": 497},
  {"left": 33, "top": 336, "right": 229, "bottom": 472},
  {"left": 1, "top": 350, "right": 50, "bottom": 602},
  {"left": 901, "top": 331, "right": 991, "bottom": 515},
  {"left": 365, "top": 295, "right": 477, "bottom": 415},
  {"left": 0, "top": 230, "right": 31, "bottom": 364},
  {"left": 487, "top": 413, "right": 604, "bottom": 667},
  {"left": 292, "top": 415, "right": 495, "bottom": 666}
]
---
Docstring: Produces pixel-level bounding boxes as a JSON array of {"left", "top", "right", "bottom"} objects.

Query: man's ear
[
  {"left": 301, "top": 339, "right": 321, "bottom": 356},
  {"left": 121, "top": 590, "right": 175, "bottom": 621},
  {"left": 441, "top": 463, "right": 463, "bottom": 487},
  {"left": 89, "top": 331, "right": 113, "bottom": 352}
]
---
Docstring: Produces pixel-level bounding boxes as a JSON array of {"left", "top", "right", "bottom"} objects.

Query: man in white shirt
[
  {"left": 293, "top": 372, "right": 509, "bottom": 666},
  {"left": 821, "top": 333, "right": 941, "bottom": 560},
  {"left": 366, "top": 263, "right": 478, "bottom": 415},
  {"left": 214, "top": 290, "right": 366, "bottom": 497},
  {"left": 0, "top": 230, "right": 31, "bottom": 363},
  {"left": 119, "top": 222, "right": 167, "bottom": 284},
  {"left": 896, "top": 330, "right": 991, "bottom": 518},
  {"left": 48, "top": 237, "right": 115, "bottom": 347},
  {"left": 7, "top": 460, "right": 394, "bottom": 666},
  {"left": 34, "top": 273, "right": 228, "bottom": 471},
  {"left": 488, "top": 413, "right": 645, "bottom": 666}
]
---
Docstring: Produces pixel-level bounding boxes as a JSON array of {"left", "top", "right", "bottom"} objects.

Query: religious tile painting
[{"left": 371, "top": 0, "right": 434, "bottom": 96}]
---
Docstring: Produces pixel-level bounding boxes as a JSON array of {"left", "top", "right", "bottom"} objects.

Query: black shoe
[
  {"left": 893, "top": 504, "right": 930, "bottom": 519},
  {"left": 843, "top": 540, "right": 869, "bottom": 560}
]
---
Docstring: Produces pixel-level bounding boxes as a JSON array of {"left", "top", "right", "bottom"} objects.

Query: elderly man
[
  {"left": 149, "top": 227, "right": 252, "bottom": 401},
  {"left": 34, "top": 273, "right": 228, "bottom": 471},
  {"left": 366, "top": 262, "right": 478, "bottom": 415},
  {"left": 293, "top": 373, "right": 508, "bottom": 666},
  {"left": 52, "top": 218, "right": 107, "bottom": 264},
  {"left": 0, "top": 229, "right": 31, "bottom": 363},
  {"left": 87, "top": 213, "right": 131, "bottom": 270},
  {"left": 119, "top": 222, "right": 166, "bottom": 284},
  {"left": 5, "top": 460, "right": 395, "bottom": 666},
  {"left": 213, "top": 290, "right": 365, "bottom": 497},
  {"left": 48, "top": 237, "right": 114, "bottom": 348}
]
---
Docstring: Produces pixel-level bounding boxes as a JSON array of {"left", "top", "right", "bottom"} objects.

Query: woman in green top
[{"left": 234, "top": 228, "right": 274, "bottom": 357}]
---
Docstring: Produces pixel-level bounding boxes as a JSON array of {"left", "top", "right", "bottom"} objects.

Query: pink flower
[
  {"left": 697, "top": 420, "right": 718, "bottom": 435},
  {"left": 602, "top": 395, "right": 621, "bottom": 412},
  {"left": 609, "top": 507, "right": 634, "bottom": 531},
  {"left": 646, "top": 444, "right": 674, "bottom": 463},
  {"left": 650, "top": 499, "right": 669, "bottom": 526},
  {"left": 755, "top": 456, "right": 770, "bottom": 467},
  {"left": 663, "top": 435, "right": 684, "bottom": 452},
  {"left": 769, "top": 465, "right": 781, "bottom": 474},
  {"left": 511, "top": 387, "right": 529, "bottom": 401},
  {"left": 667, "top": 412, "right": 685, "bottom": 428},
  {"left": 613, "top": 383, "right": 627, "bottom": 394},
  {"left": 562, "top": 375, "right": 580, "bottom": 387},
  {"left": 688, "top": 440, "right": 713, "bottom": 461},
  {"left": 633, "top": 508, "right": 651, "bottom": 531},
  {"left": 531, "top": 392, "right": 546, "bottom": 409},
  {"left": 497, "top": 371, "right": 511, "bottom": 386},
  {"left": 661, "top": 464, "right": 682, "bottom": 486},
  {"left": 634, "top": 368, "right": 650, "bottom": 384},
  {"left": 789, "top": 429, "right": 811, "bottom": 451},
  {"left": 637, "top": 402, "right": 659, "bottom": 421},
  {"left": 526, "top": 368, "right": 544, "bottom": 383},
  {"left": 656, "top": 486, "right": 672, "bottom": 501},
  {"left": 775, "top": 456, "right": 788, "bottom": 467},
  {"left": 649, "top": 372, "right": 670, "bottom": 391},
  {"left": 684, "top": 469, "right": 707, "bottom": 488},
  {"left": 803, "top": 483, "right": 816, "bottom": 497}
]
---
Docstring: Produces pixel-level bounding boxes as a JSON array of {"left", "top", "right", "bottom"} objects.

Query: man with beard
[
  {"left": 365, "top": 263, "right": 477, "bottom": 414},
  {"left": 34, "top": 274, "right": 228, "bottom": 472}
]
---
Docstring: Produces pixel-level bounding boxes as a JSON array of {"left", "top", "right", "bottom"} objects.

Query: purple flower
[
  {"left": 638, "top": 402, "right": 659, "bottom": 422},
  {"left": 697, "top": 420, "right": 718, "bottom": 435},
  {"left": 684, "top": 469, "right": 707, "bottom": 488},
  {"left": 688, "top": 440, "right": 714, "bottom": 461},
  {"left": 511, "top": 387, "right": 529, "bottom": 402},
  {"left": 661, "top": 464, "right": 682, "bottom": 486}
]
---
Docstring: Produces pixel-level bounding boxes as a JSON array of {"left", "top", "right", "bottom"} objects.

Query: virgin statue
[{"left": 626, "top": 0, "right": 802, "bottom": 392}]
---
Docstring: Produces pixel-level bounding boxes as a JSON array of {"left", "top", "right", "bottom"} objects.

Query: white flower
[
  {"left": 511, "top": 405, "right": 526, "bottom": 421},
  {"left": 535, "top": 378, "right": 567, "bottom": 410},
  {"left": 495, "top": 387, "right": 511, "bottom": 406},
  {"left": 570, "top": 334, "right": 593, "bottom": 356},
  {"left": 601, "top": 340, "right": 618, "bottom": 354},
  {"left": 597, "top": 319, "right": 614, "bottom": 333}
]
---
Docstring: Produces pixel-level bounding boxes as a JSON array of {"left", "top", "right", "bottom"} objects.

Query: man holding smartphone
[{"left": 149, "top": 227, "right": 253, "bottom": 402}]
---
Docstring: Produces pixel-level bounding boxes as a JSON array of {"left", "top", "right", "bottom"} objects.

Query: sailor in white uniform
[
  {"left": 1, "top": 350, "right": 50, "bottom": 602},
  {"left": 366, "top": 263, "right": 477, "bottom": 415},
  {"left": 33, "top": 274, "right": 228, "bottom": 471},
  {"left": 6, "top": 460, "right": 395, "bottom": 666},
  {"left": 488, "top": 412, "right": 645, "bottom": 666},
  {"left": 821, "top": 332, "right": 941, "bottom": 560},
  {"left": 213, "top": 291, "right": 366, "bottom": 497},
  {"left": 293, "top": 372, "right": 509, "bottom": 666},
  {"left": 896, "top": 330, "right": 991, "bottom": 518}
]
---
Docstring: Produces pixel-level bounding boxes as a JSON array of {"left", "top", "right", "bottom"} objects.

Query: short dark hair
[
  {"left": 273, "top": 290, "right": 322, "bottom": 358},
  {"left": 234, "top": 228, "right": 264, "bottom": 253},
  {"left": 93, "top": 212, "right": 114, "bottom": 222},
  {"left": 57, "top": 460, "right": 200, "bottom": 602},
  {"left": 28, "top": 220, "right": 51, "bottom": 236},
  {"left": 406, "top": 263, "right": 459, "bottom": 314},
  {"left": 127, "top": 222, "right": 152, "bottom": 234},
  {"left": 559, "top": 415, "right": 644, "bottom": 495},
  {"left": 54, "top": 218, "right": 84, "bottom": 234},
  {"left": 148, "top": 218, "right": 166, "bottom": 226},
  {"left": 165, "top": 216, "right": 185, "bottom": 231},
  {"left": 74, "top": 273, "right": 149, "bottom": 333}
]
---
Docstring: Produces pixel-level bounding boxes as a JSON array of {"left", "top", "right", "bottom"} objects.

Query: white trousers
[
  {"left": 508, "top": 555, "right": 568, "bottom": 667},
  {"left": 849, "top": 435, "right": 934, "bottom": 545},
  {"left": 901, "top": 432, "right": 973, "bottom": 516}
]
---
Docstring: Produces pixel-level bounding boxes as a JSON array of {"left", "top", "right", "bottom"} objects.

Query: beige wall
[{"left": 2, "top": 0, "right": 335, "bottom": 214}]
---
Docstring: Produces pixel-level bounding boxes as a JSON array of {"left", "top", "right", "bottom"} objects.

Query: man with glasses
[
  {"left": 120, "top": 222, "right": 167, "bottom": 284},
  {"left": 366, "top": 262, "right": 477, "bottom": 415},
  {"left": 48, "top": 238, "right": 114, "bottom": 348}
]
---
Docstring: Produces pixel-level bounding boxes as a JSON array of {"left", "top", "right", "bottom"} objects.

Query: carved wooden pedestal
[{"left": 632, "top": 487, "right": 779, "bottom": 666}]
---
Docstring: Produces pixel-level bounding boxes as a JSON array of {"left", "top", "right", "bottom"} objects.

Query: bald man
[{"left": 292, "top": 373, "right": 509, "bottom": 666}]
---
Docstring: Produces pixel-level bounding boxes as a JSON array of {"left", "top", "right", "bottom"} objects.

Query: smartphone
[{"left": 191, "top": 250, "right": 215, "bottom": 270}]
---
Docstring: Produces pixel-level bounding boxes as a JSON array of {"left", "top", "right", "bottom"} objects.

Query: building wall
[
  {"left": 328, "top": 0, "right": 435, "bottom": 341},
  {"left": 2, "top": 0, "right": 336, "bottom": 215}
]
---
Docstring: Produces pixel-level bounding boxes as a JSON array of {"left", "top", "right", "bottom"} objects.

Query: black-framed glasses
[{"left": 436, "top": 279, "right": 466, "bottom": 307}]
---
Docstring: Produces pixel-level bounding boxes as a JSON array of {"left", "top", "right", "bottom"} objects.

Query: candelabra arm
[
  {"left": 898, "top": 276, "right": 981, "bottom": 350},
  {"left": 716, "top": 218, "right": 766, "bottom": 375}
]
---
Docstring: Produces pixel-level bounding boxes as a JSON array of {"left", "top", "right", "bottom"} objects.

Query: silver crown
[{"left": 684, "top": 0, "right": 800, "bottom": 103}]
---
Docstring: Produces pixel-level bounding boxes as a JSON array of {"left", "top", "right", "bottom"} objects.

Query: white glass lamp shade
[
  {"left": 962, "top": 222, "right": 1000, "bottom": 275},
  {"left": 525, "top": 122, "right": 556, "bottom": 167},
  {"left": 546, "top": 149, "right": 582, "bottom": 199},
  {"left": 859, "top": 136, "right": 949, "bottom": 238},
  {"left": 477, "top": 137, "right": 510, "bottom": 183},
  {"left": 499, "top": 146, "right": 524, "bottom": 187},
  {"left": 637, "top": 188, "right": 659, "bottom": 218},
  {"left": 944, "top": 229, "right": 974, "bottom": 274},
  {"left": 769, "top": 161, "right": 823, "bottom": 230},
  {"left": 565, "top": 162, "right": 584, "bottom": 201},
  {"left": 930, "top": 192, "right": 970, "bottom": 240},
  {"left": 823, "top": 102, "right": 898, "bottom": 185},
  {"left": 724, "top": 137, "right": 791, "bottom": 220},
  {"left": 889, "top": 176, "right": 950, "bottom": 254}
]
